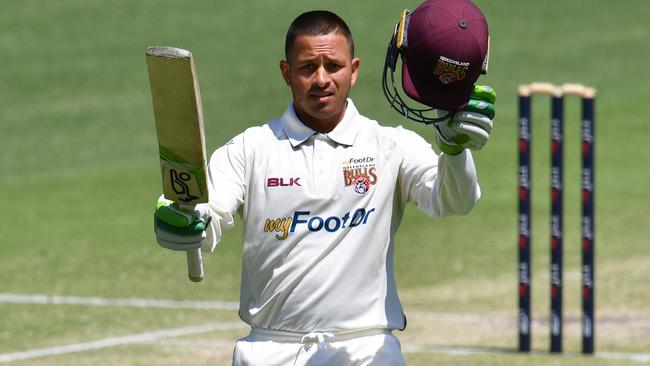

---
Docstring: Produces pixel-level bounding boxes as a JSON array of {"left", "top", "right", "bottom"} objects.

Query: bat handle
[
  {"left": 177, "top": 203, "right": 205, "bottom": 282},
  {"left": 186, "top": 248, "right": 204, "bottom": 282}
]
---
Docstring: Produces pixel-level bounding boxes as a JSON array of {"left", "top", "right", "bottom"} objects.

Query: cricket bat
[{"left": 146, "top": 46, "right": 208, "bottom": 282}]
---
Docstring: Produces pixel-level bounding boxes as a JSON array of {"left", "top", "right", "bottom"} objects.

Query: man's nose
[{"left": 313, "top": 66, "right": 329, "bottom": 87}]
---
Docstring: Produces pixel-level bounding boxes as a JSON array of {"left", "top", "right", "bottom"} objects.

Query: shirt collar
[{"left": 280, "top": 99, "right": 360, "bottom": 148}]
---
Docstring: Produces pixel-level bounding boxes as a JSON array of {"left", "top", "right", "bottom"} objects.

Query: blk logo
[{"left": 267, "top": 177, "right": 301, "bottom": 187}]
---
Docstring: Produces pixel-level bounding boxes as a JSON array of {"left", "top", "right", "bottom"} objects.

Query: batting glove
[
  {"left": 154, "top": 195, "right": 214, "bottom": 251},
  {"left": 435, "top": 85, "right": 496, "bottom": 155}
]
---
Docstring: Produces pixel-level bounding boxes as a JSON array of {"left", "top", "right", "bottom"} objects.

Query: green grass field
[{"left": 1, "top": 0, "right": 649, "bottom": 365}]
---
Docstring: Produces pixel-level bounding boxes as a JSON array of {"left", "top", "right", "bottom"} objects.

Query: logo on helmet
[{"left": 433, "top": 56, "right": 470, "bottom": 85}]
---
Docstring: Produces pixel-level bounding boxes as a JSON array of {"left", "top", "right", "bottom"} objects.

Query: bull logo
[{"left": 353, "top": 176, "right": 371, "bottom": 195}]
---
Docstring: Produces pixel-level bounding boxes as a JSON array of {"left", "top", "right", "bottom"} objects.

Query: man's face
[{"left": 280, "top": 32, "right": 360, "bottom": 132}]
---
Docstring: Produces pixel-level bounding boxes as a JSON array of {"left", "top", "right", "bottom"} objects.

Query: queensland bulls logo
[
  {"left": 433, "top": 56, "right": 469, "bottom": 85},
  {"left": 342, "top": 156, "right": 377, "bottom": 195}
]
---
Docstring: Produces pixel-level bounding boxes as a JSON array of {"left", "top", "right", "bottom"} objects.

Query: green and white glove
[
  {"left": 154, "top": 195, "right": 212, "bottom": 251},
  {"left": 435, "top": 85, "right": 496, "bottom": 155}
]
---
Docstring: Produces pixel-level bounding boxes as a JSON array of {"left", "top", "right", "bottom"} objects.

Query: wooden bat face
[{"left": 146, "top": 46, "right": 208, "bottom": 205}]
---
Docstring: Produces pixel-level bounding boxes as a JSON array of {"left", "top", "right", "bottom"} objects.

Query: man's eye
[{"left": 327, "top": 63, "right": 343, "bottom": 72}]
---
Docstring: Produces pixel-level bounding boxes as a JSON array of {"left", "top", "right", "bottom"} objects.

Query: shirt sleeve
[
  {"left": 397, "top": 128, "right": 481, "bottom": 217},
  {"left": 202, "top": 134, "right": 246, "bottom": 248}
]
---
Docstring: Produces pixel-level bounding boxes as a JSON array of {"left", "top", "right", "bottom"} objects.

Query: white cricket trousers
[{"left": 232, "top": 328, "right": 407, "bottom": 366}]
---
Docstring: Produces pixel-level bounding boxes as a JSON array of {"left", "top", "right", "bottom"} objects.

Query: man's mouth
[{"left": 310, "top": 91, "right": 334, "bottom": 103}]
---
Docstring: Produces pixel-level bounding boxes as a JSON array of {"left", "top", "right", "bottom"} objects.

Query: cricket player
[{"left": 155, "top": 1, "right": 495, "bottom": 364}]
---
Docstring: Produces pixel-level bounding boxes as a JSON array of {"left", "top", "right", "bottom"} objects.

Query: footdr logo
[{"left": 263, "top": 207, "right": 376, "bottom": 240}]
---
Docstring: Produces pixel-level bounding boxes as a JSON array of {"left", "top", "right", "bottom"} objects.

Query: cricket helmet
[{"left": 382, "top": 0, "right": 490, "bottom": 124}]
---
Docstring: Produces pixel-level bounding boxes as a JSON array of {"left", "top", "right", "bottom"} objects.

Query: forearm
[
  {"left": 431, "top": 149, "right": 481, "bottom": 217},
  {"left": 202, "top": 133, "right": 247, "bottom": 250}
]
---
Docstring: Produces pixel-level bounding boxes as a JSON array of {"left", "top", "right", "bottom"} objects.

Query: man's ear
[
  {"left": 350, "top": 58, "right": 361, "bottom": 87},
  {"left": 279, "top": 60, "right": 291, "bottom": 86}
]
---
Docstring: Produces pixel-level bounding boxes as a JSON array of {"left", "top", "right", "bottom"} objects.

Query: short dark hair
[{"left": 285, "top": 10, "right": 355, "bottom": 60}]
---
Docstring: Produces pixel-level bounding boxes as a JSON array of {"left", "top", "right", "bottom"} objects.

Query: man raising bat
[{"left": 152, "top": 0, "right": 496, "bottom": 364}]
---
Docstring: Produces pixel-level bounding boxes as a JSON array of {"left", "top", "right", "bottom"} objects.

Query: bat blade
[
  {"left": 146, "top": 46, "right": 207, "bottom": 282},
  {"left": 146, "top": 46, "right": 208, "bottom": 205}
]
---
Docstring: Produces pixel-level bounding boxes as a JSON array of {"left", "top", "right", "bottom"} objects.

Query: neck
[{"left": 294, "top": 101, "right": 348, "bottom": 133}]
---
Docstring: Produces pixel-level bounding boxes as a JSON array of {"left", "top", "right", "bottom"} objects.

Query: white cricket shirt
[{"left": 206, "top": 99, "right": 480, "bottom": 333}]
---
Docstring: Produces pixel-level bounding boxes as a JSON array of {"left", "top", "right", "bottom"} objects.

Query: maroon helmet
[{"left": 382, "top": 0, "right": 490, "bottom": 124}]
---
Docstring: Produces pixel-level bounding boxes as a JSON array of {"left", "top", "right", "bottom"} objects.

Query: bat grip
[
  {"left": 177, "top": 203, "right": 205, "bottom": 282},
  {"left": 186, "top": 248, "right": 204, "bottom": 282}
]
